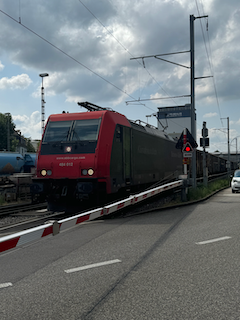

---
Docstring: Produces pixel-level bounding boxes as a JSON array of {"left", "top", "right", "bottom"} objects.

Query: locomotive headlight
[
  {"left": 81, "top": 168, "right": 94, "bottom": 176},
  {"left": 41, "top": 169, "right": 47, "bottom": 176},
  {"left": 41, "top": 169, "right": 52, "bottom": 176},
  {"left": 88, "top": 168, "right": 94, "bottom": 176},
  {"left": 65, "top": 146, "right": 72, "bottom": 153}
]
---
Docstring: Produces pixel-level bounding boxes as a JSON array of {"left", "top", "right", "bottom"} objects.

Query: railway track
[
  {"left": 0, "top": 186, "right": 182, "bottom": 239},
  {"left": 0, "top": 174, "right": 229, "bottom": 239},
  {"left": 0, "top": 206, "right": 68, "bottom": 238},
  {"left": 0, "top": 202, "right": 48, "bottom": 217}
]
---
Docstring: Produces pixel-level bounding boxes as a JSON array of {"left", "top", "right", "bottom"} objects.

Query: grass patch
[{"left": 187, "top": 179, "right": 230, "bottom": 202}]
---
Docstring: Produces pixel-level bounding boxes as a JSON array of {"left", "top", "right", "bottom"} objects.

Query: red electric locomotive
[{"left": 32, "top": 102, "right": 182, "bottom": 211}]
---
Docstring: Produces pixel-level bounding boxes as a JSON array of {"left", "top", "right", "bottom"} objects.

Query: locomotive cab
[
  {"left": 32, "top": 109, "right": 131, "bottom": 211},
  {"left": 32, "top": 103, "right": 182, "bottom": 212}
]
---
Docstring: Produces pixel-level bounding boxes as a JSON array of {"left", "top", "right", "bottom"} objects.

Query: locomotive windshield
[
  {"left": 41, "top": 118, "right": 101, "bottom": 154},
  {"left": 43, "top": 121, "right": 72, "bottom": 142},
  {"left": 43, "top": 119, "right": 100, "bottom": 142},
  {"left": 71, "top": 119, "right": 100, "bottom": 141}
]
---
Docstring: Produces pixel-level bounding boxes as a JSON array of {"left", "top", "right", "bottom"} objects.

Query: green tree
[
  {"left": 0, "top": 113, "right": 16, "bottom": 151},
  {"left": 26, "top": 138, "right": 36, "bottom": 152}
]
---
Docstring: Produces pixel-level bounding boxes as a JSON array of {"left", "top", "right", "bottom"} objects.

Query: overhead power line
[
  {"left": 195, "top": 0, "right": 223, "bottom": 127},
  {"left": 77, "top": 0, "right": 180, "bottom": 106},
  {"left": 0, "top": 9, "right": 154, "bottom": 110}
]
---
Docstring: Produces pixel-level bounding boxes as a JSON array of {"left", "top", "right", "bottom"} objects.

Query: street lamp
[
  {"left": 230, "top": 136, "right": 240, "bottom": 163},
  {"left": 220, "top": 117, "right": 230, "bottom": 173},
  {"left": 39, "top": 73, "right": 49, "bottom": 135}
]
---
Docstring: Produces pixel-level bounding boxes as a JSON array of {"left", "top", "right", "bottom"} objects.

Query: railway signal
[
  {"left": 182, "top": 142, "right": 193, "bottom": 158},
  {"left": 201, "top": 121, "right": 208, "bottom": 186},
  {"left": 175, "top": 128, "right": 198, "bottom": 150},
  {"left": 176, "top": 128, "right": 197, "bottom": 184}
]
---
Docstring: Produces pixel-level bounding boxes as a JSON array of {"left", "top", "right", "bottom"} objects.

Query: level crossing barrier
[{"left": 0, "top": 180, "right": 183, "bottom": 254}]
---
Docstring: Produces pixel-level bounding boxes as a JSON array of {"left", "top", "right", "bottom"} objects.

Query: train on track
[
  {"left": 31, "top": 102, "right": 184, "bottom": 211},
  {"left": 31, "top": 102, "right": 237, "bottom": 211},
  {"left": 0, "top": 152, "right": 36, "bottom": 175},
  {"left": 0, "top": 153, "right": 37, "bottom": 202},
  {"left": 196, "top": 150, "right": 237, "bottom": 177}
]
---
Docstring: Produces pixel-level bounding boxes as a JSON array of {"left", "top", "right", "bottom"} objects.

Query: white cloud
[
  {"left": 0, "top": 74, "right": 32, "bottom": 90},
  {"left": 0, "top": 61, "right": 4, "bottom": 71},
  {"left": 12, "top": 111, "right": 41, "bottom": 140},
  {"left": 203, "top": 112, "right": 218, "bottom": 118},
  {"left": 0, "top": 0, "right": 240, "bottom": 153},
  {"left": 65, "top": 95, "right": 83, "bottom": 103}
]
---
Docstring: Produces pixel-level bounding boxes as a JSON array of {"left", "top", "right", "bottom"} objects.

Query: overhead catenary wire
[
  {"left": 195, "top": 0, "right": 223, "bottom": 127},
  {"left": 0, "top": 9, "right": 156, "bottom": 111},
  {"left": 1, "top": 4, "right": 218, "bottom": 136},
  {"left": 77, "top": 0, "right": 179, "bottom": 106}
]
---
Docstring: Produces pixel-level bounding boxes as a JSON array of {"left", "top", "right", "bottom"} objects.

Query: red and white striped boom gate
[{"left": 0, "top": 180, "right": 183, "bottom": 254}]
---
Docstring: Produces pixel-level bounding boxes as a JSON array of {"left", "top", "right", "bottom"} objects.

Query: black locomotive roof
[
  {"left": 77, "top": 102, "right": 174, "bottom": 142},
  {"left": 130, "top": 121, "right": 174, "bottom": 142}
]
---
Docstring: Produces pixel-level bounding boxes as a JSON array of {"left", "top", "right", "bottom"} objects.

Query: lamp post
[
  {"left": 39, "top": 73, "right": 49, "bottom": 135},
  {"left": 221, "top": 117, "right": 230, "bottom": 173},
  {"left": 230, "top": 136, "right": 239, "bottom": 163}
]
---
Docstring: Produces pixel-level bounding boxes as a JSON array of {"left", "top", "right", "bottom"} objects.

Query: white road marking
[
  {"left": 64, "top": 259, "right": 122, "bottom": 274},
  {"left": 36, "top": 209, "right": 48, "bottom": 213},
  {"left": 196, "top": 236, "right": 232, "bottom": 245},
  {"left": 0, "top": 282, "right": 13, "bottom": 289},
  {"left": 219, "top": 194, "right": 240, "bottom": 197}
]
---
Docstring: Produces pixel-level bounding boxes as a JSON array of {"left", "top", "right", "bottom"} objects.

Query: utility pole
[
  {"left": 190, "top": 15, "right": 196, "bottom": 188},
  {"left": 235, "top": 138, "right": 238, "bottom": 163},
  {"left": 227, "top": 116, "right": 230, "bottom": 171},
  {"left": 190, "top": 14, "right": 208, "bottom": 188},
  {"left": 129, "top": 14, "right": 208, "bottom": 187},
  {"left": 221, "top": 117, "right": 230, "bottom": 173}
]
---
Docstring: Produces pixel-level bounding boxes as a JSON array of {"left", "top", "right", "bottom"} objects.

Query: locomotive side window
[{"left": 43, "top": 121, "right": 72, "bottom": 142}]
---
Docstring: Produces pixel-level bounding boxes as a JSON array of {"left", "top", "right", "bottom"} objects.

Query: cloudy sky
[{"left": 0, "top": 0, "right": 239, "bottom": 153}]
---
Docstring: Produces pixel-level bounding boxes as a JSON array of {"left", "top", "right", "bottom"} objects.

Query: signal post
[
  {"left": 176, "top": 128, "right": 197, "bottom": 180},
  {"left": 182, "top": 128, "right": 192, "bottom": 176},
  {"left": 200, "top": 121, "right": 209, "bottom": 186},
  {"left": 176, "top": 128, "right": 197, "bottom": 201}
]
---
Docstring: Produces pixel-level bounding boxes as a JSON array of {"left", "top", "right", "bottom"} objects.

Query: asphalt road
[{"left": 1, "top": 187, "right": 240, "bottom": 320}]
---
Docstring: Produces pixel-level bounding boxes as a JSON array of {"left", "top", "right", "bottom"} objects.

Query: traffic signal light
[
  {"left": 200, "top": 137, "right": 209, "bottom": 147},
  {"left": 202, "top": 122, "right": 208, "bottom": 138}
]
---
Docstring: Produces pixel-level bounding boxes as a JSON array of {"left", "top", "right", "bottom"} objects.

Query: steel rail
[{"left": 0, "top": 202, "right": 47, "bottom": 217}]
